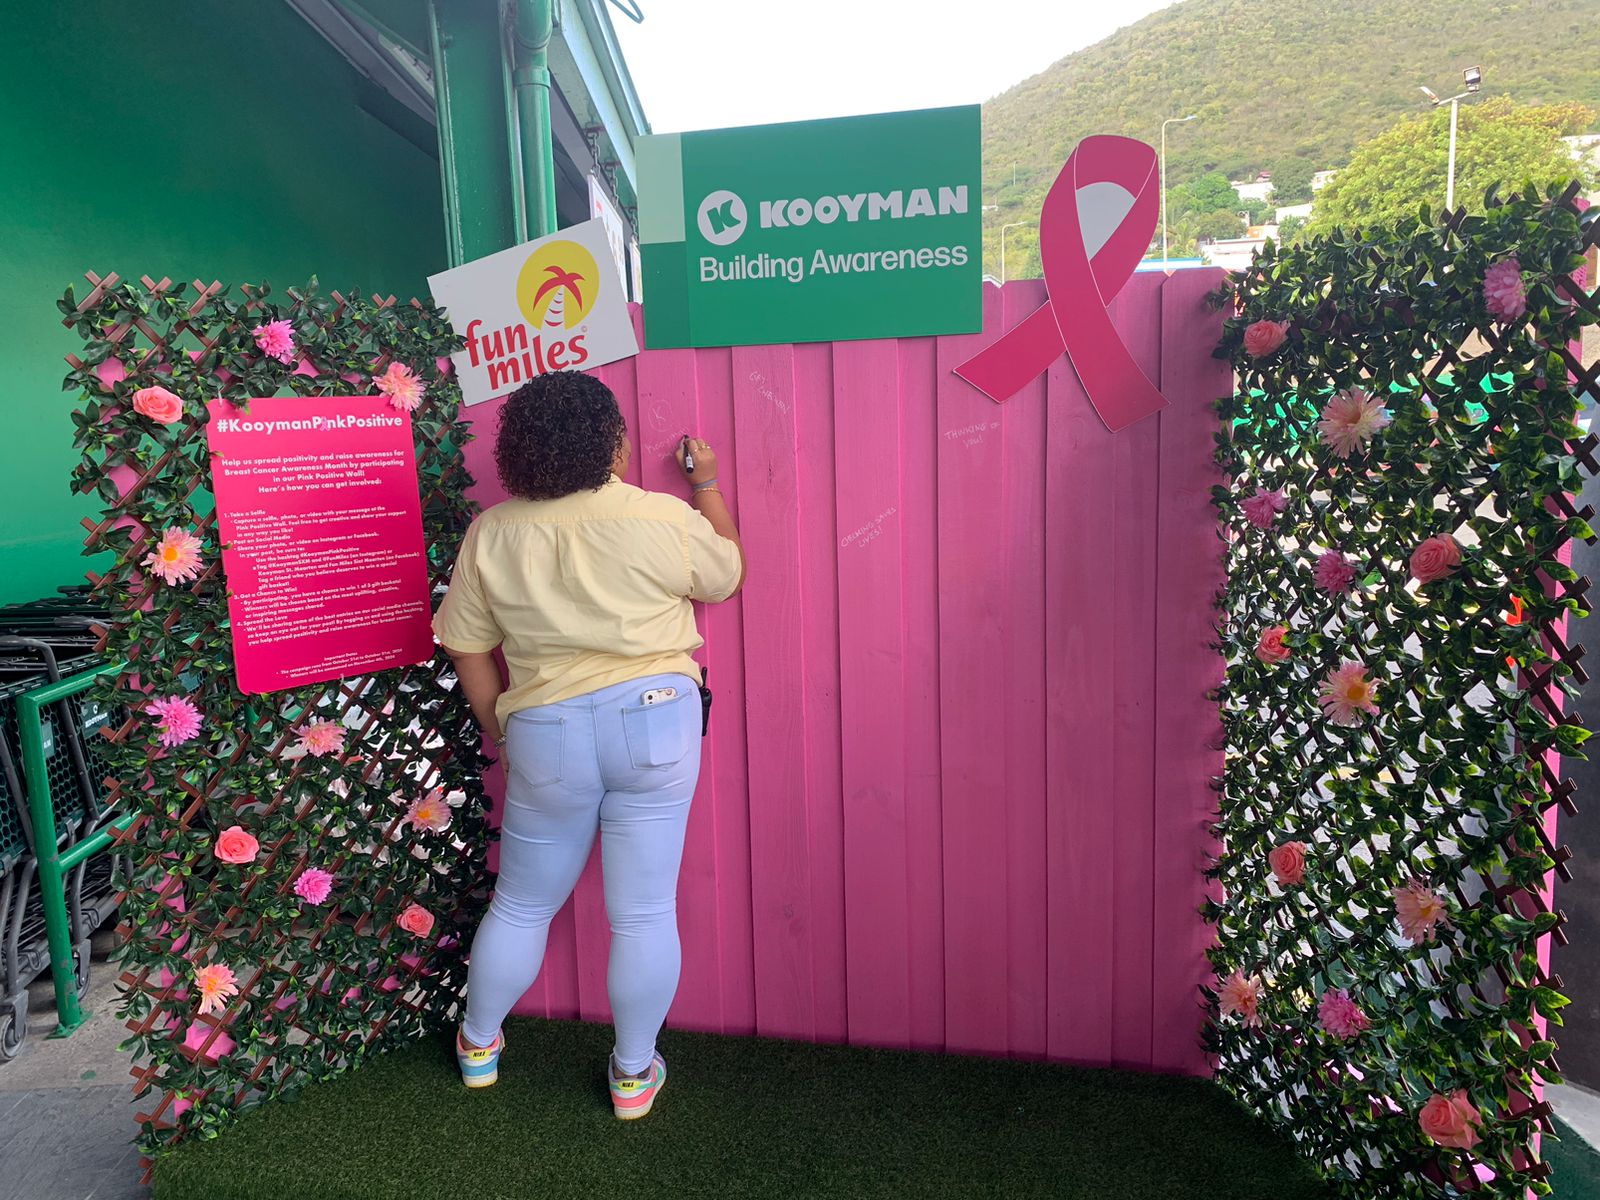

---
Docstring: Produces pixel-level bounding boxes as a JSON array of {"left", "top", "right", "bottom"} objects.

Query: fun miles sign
[
  {"left": 428, "top": 218, "right": 639, "bottom": 407},
  {"left": 638, "top": 106, "right": 981, "bottom": 348}
]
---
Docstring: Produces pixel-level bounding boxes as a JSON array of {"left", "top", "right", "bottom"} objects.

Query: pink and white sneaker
[{"left": 608, "top": 1051, "right": 666, "bottom": 1119}]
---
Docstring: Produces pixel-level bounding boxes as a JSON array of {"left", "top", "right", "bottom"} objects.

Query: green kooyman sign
[{"left": 638, "top": 106, "right": 982, "bottom": 348}]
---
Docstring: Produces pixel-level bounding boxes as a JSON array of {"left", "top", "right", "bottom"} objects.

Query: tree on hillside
[
  {"left": 1269, "top": 157, "right": 1316, "bottom": 204},
  {"left": 1170, "top": 171, "right": 1240, "bottom": 216},
  {"left": 1309, "top": 98, "right": 1594, "bottom": 234}
]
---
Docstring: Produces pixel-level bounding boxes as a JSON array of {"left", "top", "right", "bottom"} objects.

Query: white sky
[{"left": 612, "top": 0, "right": 1179, "bottom": 133}]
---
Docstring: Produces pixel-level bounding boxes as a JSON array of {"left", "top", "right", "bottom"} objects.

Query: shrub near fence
[
  {"left": 59, "top": 274, "right": 489, "bottom": 1162},
  {"left": 1209, "top": 185, "right": 1600, "bottom": 1197}
]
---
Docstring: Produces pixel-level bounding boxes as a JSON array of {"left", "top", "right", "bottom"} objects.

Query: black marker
[{"left": 681, "top": 435, "right": 695, "bottom": 474}]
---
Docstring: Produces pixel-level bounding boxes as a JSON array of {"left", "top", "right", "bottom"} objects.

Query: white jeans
[{"left": 460, "top": 673, "right": 701, "bottom": 1072}]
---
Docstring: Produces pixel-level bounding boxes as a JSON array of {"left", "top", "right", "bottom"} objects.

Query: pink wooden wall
[{"left": 458, "top": 270, "right": 1229, "bottom": 1075}]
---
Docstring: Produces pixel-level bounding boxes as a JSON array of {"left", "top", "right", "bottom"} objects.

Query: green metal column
[
  {"left": 511, "top": 0, "right": 559, "bottom": 239},
  {"left": 427, "top": 0, "right": 522, "bottom": 266}
]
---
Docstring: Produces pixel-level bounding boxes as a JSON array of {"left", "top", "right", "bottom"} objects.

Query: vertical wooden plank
[
  {"left": 794, "top": 342, "right": 849, "bottom": 1043},
  {"left": 833, "top": 337, "right": 911, "bottom": 1047},
  {"left": 565, "top": 311, "right": 647, "bottom": 1024},
  {"left": 635, "top": 342, "right": 724, "bottom": 1031},
  {"left": 1044, "top": 308, "right": 1117, "bottom": 1065},
  {"left": 1109, "top": 272, "right": 1164, "bottom": 1069},
  {"left": 695, "top": 346, "right": 757, "bottom": 1036},
  {"left": 935, "top": 284, "right": 1010, "bottom": 1055},
  {"left": 1151, "top": 269, "right": 1230, "bottom": 1075},
  {"left": 998, "top": 280, "right": 1049, "bottom": 1058},
  {"left": 734, "top": 343, "right": 816, "bottom": 1041},
  {"left": 897, "top": 335, "right": 946, "bottom": 1051}
]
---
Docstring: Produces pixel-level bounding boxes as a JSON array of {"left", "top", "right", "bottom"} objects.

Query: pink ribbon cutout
[{"left": 954, "top": 135, "right": 1168, "bottom": 432}]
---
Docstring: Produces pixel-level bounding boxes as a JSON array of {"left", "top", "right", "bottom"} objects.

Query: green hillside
[{"left": 980, "top": 0, "right": 1600, "bottom": 273}]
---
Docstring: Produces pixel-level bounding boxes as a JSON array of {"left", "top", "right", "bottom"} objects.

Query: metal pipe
[{"left": 511, "top": 0, "right": 559, "bottom": 239}]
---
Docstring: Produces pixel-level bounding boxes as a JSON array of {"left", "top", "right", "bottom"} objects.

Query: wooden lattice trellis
[
  {"left": 1208, "top": 184, "right": 1599, "bottom": 1198},
  {"left": 59, "top": 273, "right": 490, "bottom": 1168}
]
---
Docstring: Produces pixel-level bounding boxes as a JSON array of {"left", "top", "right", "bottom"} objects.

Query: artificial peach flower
[
  {"left": 398, "top": 903, "right": 435, "bottom": 937},
  {"left": 1218, "top": 970, "right": 1263, "bottom": 1027},
  {"left": 1318, "top": 988, "right": 1370, "bottom": 1040},
  {"left": 1243, "top": 319, "right": 1290, "bottom": 358},
  {"left": 252, "top": 319, "right": 297, "bottom": 364},
  {"left": 1394, "top": 878, "right": 1451, "bottom": 944},
  {"left": 194, "top": 963, "right": 239, "bottom": 1016},
  {"left": 374, "top": 362, "right": 425, "bottom": 412},
  {"left": 143, "top": 527, "right": 203, "bottom": 585},
  {"left": 406, "top": 788, "right": 451, "bottom": 833},
  {"left": 296, "top": 720, "right": 345, "bottom": 758},
  {"left": 1318, "top": 662, "right": 1379, "bottom": 726},
  {"left": 213, "top": 825, "right": 259, "bottom": 865},
  {"left": 1267, "top": 841, "right": 1307, "bottom": 886},
  {"left": 1255, "top": 625, "right": 1291, "bottom": 665},
  {"left": 1419, "top": 1090, "right": 1482, "bottom": 1150},
  {"left": 1317, "top": 388, "right": 1389, "bottom": 458},
  {"left": 1410, "top": 534, "right": 1462, "bottom": 584},
  {"left": 147, "top": 696, "right": 202, "bottom": 747},
  {"left": 132, "top": 385, "right": 184, "bottom": 424}
]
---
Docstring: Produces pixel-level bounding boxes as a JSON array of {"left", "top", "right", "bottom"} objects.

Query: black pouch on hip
[{"left": 698, "top": 667, "right": 713, "bottom": 738}]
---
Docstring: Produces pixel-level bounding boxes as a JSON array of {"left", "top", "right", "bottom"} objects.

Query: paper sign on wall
[
  {"left": 427, "top": 217, "right": 639, "bottom": 407},
  {"left": 588, "top": 173, "right": 630, "bottom": 296},
  {"left": 206, "top": 396, "right": 435, "bottom": 694}
]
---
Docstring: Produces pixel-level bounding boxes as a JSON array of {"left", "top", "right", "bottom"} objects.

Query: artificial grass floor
[
  {"left": 1549, "top": 1117, "right": 1600, "bottom": 1199},
  {"left": 153, "top": 1018, "right": 1333, "bottom": 1200}
]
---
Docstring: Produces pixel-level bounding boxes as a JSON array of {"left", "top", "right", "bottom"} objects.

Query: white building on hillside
[
  {"left": 1311, "top": 169, "right": 1338, "bottom": 192},
  {"left": 1275, "top": 202, "right": 1314, "bottom": 223},
  {"left": 1231, "top": 171, "right": 1273, "bottom": 203}
]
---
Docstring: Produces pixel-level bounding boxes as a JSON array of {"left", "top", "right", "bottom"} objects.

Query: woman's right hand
[{"left": 676, "top": 436, "right": 718, "bottom": 487}]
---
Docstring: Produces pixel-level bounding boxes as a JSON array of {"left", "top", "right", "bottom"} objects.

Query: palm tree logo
[
  {"left": 532, "top": 265, "right": 586, "bottom": 331},
  {"left": 516, "top": 240, "right": 602, "bottom": 331}
]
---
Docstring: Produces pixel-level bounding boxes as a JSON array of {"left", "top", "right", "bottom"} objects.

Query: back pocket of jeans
[
  {"left": 621, "top": 692, "right": 693, "bottom": 770},
  {"left": 508, "top": 715, "right": 565, "bottom": 787}
]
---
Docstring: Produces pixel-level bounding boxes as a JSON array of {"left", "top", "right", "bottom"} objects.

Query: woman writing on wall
[{"left": 433, "top": 369, "right": 743, "bottom": 1119}]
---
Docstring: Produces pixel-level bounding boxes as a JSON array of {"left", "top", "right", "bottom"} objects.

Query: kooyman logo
[
  {"left": 696, "top": 184, "right": 969, "bottom": 245},
  {"left": 465, "top": 239, "right": 599, "bottom": 388},
  {"left": 697, "top": 190, "right": 748, "bottom": 245}
]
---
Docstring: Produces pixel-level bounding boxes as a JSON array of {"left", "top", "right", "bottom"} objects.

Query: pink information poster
[{"left": 206, "top": 396, "right": 436, "bottom": 694}]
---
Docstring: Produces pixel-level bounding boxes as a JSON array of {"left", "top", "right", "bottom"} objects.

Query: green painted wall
[{"left": 0, "top": 1, "right": 445, "bottom": 605}]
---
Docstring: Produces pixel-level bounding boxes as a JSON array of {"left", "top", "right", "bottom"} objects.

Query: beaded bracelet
[{"left": 692, "top": 478, "right": 720, "bottom": 492}]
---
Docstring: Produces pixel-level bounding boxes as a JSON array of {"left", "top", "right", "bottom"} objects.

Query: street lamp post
[
  {"left": 1160, "top": 114, "right": 1199, "bottom": 267},
  {"left": 1420, "top": 66, "right": 1483, "bottom": 211},
  {"left": 999, "top": 220, "right": 1033, "bottom": 284}
]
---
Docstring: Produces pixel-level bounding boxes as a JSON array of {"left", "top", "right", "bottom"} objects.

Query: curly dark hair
[{"left": 494, "top": 371, "right": 626, "bottom": 500}]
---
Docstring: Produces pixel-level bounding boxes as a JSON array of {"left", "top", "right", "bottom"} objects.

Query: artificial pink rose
[
  {"left": 213, "top": 825, "right": 259, "bottom": 865},
  {"left": 1243, "top": 319, "right": 1290, "bottom": 358},
  {"left": 1255, "top": 625, "right": 1291, "bottom": 665},
  {"left": 132, "top": 385, "right": 184, "bottom": 424},
  {"left": 398, "top": 903, "right": 435, "bottom": 937},
  {"left": 1483, "top": 258, "right": 1526, "bottom": 324},
  {"left": 1267, "top": 841, "right": 1307, "bottom": 886},
  {"left": 1409, "top": 534, "right": 1462, "bottom": 584},
  {"left": 1419, "top": 1090, "right": 1482, "bottom": 1150},
  {"left": 1314, "top": 550, "right": 1358, "bottom": 595}
]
